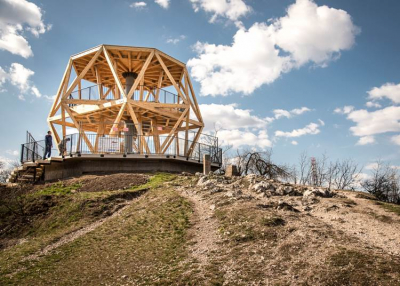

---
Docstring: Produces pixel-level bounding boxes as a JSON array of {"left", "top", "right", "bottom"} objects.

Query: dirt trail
[
  {"left": 180, "top": 187, "right": 220, "bottom": 270},
  {"left": 23, "top": 203, "right": 132, "bottom": 262},
  {"left": 312, "top": 191, "right": 400, "bottom": 256}
]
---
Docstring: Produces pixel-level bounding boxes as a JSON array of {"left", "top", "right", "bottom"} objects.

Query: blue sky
[{"left": 1, "top": 0, "right": 400, "bottom": 173}]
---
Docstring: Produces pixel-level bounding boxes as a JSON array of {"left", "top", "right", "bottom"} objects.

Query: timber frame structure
[{"left": 47, "top": 44, "right": 204, "bottom": 156}]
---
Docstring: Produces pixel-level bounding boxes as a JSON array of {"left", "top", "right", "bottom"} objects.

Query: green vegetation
[
  {"left": 323, "top": 248, "right": 400, "bottom": 285},
  {"left": 375, "top": 201, "right": 400, "bottom": 216},
  {"left": 34, "top": 182, "right": 82, "bottom": 196}
]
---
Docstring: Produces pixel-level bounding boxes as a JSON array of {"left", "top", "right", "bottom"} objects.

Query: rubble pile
[{"left": 194, "top": 172, "right": 334, "bottom": 206}]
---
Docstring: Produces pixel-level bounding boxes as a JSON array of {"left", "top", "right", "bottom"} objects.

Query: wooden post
[{"left": 203, "top": 154, "right": 211, "bottom": 175}]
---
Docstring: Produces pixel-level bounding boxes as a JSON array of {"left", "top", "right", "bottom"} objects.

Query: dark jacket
[{"left": 45, "top": 134, "right": 53, "bottom": 147}]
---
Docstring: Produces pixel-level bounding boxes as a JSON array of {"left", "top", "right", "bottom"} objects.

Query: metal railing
[
  {"left": 20, "top": 133, "right": 222, "bottom": 165},
  {"left": 68, "top": 85, "right": 179, "bottom": 105}
]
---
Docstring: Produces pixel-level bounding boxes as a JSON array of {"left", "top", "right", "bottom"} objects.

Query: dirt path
[
  {"left": 312, "top": 192, "right": 400, "bottom": 256},
  {"left": 24, "top": 203, "right": 133, "bottom": 262},
  {"left": 180, "top": 187, "right": 220, "bottom": 270}
]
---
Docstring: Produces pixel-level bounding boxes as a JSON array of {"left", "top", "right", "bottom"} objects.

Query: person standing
[{"left": 44, "top": 131, "right": 53, "bottom": 159}]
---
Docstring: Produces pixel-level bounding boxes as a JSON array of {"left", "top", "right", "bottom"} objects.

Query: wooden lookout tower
[{"left": 47, "top": 45, "right": 204, "bottom": 156}]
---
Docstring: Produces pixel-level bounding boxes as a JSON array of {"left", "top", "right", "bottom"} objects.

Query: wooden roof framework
[{"left": 48, "top": 45, "right": 204, "bottom": 155}]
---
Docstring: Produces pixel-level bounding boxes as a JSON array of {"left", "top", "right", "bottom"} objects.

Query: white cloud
[
  {"left": 347, "top": 106, "right": 400, "bottom": 137},
  {"left": 356, "top": 135, "right": 375, "bottom": 146},
  {"left": 200, "top": 103, "right": 271, "bottom": 149},
  {"left": 0, "top": 66, "right": 7, "bottom": 90},
  {"left": 200, "top": 103, "right": 268, "bottom": 131},
  {"left": 190, "top": 0, "right": 252, "bottom": 27},
  {"left": 0, "top": 0, "right": 50, "bottom": 58},
  {"left": 368, "top": 82, "right": 400, "bottom": 104},
  {"left": 273, "top": 106, "right": 311, "bottom": 119},
  {"left": 6, "top": 149, "right": 19, "bottom": 156},
  {"left": 366, "top": 101, "right": 381, "bottom": 108},
  {"left": 391, "top": 134, "right": 400, "bottom": 146},
  {"left": 334, "top": 105, "right": 354, "bottom": 114},
  {"left": 1, "top": 62, "right": 42, "bottom": 99},
  {"left": 291, "top": 140, "right": 298, "bottom": 145},
  {"left": 166, "top": 35, "right": 186, "bottom": 44},
  {"left": 188, "top": 0, "right": 358, "bottom": 96},
  {"left": 155, "top": 0, "right": 169, "bottom": 9},
  {"left": 275, "top": 122, "right": 321, "bottom": 138},
  {"left": 272, "top": 0, "right": 360, "bottom": 67},
  {"left": 218, "top": 129, "right": 271, "bottom": 149},
  {"left": 130, "top": 2, "right": 147, "bottom": 9}
]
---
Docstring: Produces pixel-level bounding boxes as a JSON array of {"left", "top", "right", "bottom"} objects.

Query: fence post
[
  {"left": 33, "top": 141, "right": 37, "bottom": 162},
  {"left": 203, "top": 154, "right": 211, "bottom": 175},
  {"left": 20, "top": 144, "right": 24, "bottom": 163}
]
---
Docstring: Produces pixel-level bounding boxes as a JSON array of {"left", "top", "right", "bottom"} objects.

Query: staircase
[{"left": 7, "top": 159, "right": 51, "bottom": 184}]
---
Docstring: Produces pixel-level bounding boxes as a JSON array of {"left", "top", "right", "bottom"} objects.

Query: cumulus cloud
[
  {"left": 391, "top": 134, "right": 400, "bottom": 146},
  {"left": 366, "top": 101, "right": 381, "bottom": 108},
  {"left": 368, "top": 82, "right": 400, "bottom": 104},
  {"left": 200, "top": 103, "right": 269, "bottom": 131},
  {"left": 190, "top": 0, "right": 252, "bottom": 27},
  {"left": 130, "top": 2, "right": 147, "bottom": 9},
  {"left": 166, "top": 35, "right": 186, "bottom": 44},
  {"left": 6, "top": 149, "right": 19, "bottom": 156},
  {"left": 155, "top": 0, "right": 169, "bottom": 9},
  {"left": 334, "top": 105, "right": 354, "bottom": 114},
  {"left": 291, "top": 140, "right": 298, "bottom": 145},
  {"left": 273, "top": 107, "right": 311, "bottom": 119},
  {"left": 0, "top": 63, "right": 41, "bottom": 99},
  {"left": 188, "top": 0, "right": 359, "bottom": 96},
  {"left": 356, "top": 135, "right": 375, "bottom": 146},
  {"left": 347, "top": 106, "right": 400, "bottom": 137},
  {"left": 200, "top": 103, "right": 271, "bottom": 148},
  {"left": 275, "top": 122, "right": 321, "bottom": 138},
  {"left": 217, "top": 129, "right": 271, "bottom": 149},
  {"left": 0, "top": 0, "right": 50, "bottom": 58}
]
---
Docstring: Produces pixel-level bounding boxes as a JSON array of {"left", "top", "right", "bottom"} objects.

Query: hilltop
[{"left": 1, "top": 173, "right": 400, "bottom": 285}]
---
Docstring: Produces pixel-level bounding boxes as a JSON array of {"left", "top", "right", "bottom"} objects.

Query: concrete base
[{"left": 43, "top": 154, "right": 220, "bottom": 181}]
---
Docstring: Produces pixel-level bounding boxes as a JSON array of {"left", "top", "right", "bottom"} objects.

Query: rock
[
  {"left": 210, "top": 204, "right": 216, "bottom": 210},
  {"left": 121, "top": 275, "right": 128, "bottom": 279},
  {"left": 181, "top": 172, "right": 192, "bottom": 176},
  {"left": 276, "top": 201, "right": 300, "bottom": 212},
  {"left": 195, "top": 172, "right": 204, "bottom": 177},
  {"left": 251, "top": 181, "right": 271, "bottom": 193},
  {"left": 210, "top": 188, "right": 223, "bottom": 194}
]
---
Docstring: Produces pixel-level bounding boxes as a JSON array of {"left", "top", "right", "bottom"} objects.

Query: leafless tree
[
  {"left": 362, "top": 161, "right": 400, "bottom": 204},
  {"left": 299, "top": 151, "right": 310, "bottom": 185},
  {"left": 333, "top": 158, "right": 362, "bottom": 190},
  {"left": 233, "top": 148, "right": 290, "bottom": 180},
  {"left": 0, "top": 159, "right": 20, "bottom": 183}
]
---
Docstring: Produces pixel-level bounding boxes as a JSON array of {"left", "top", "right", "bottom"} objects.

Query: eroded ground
[{"left": 1, "top": 173, "right": 400, "bottom": 285}]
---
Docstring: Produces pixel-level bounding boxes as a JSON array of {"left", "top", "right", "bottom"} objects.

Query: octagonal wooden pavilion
[{"left": 47, "top": 44, "right": 204, "bottom": 156}]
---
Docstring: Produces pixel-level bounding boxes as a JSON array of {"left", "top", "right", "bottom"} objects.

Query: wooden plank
[
  {"left": 71, "top": 45, "right": 102, "bottom": 60},
  {"left": 185, "top": 68, "right": 203, "bottom": 123},
  {"left": 95, "top": 65, "right": 103, "bottom": 99}
]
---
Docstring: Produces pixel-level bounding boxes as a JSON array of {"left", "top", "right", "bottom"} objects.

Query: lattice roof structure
[{"left": 47, "top": 44, "right": 204, "bottom": 156}]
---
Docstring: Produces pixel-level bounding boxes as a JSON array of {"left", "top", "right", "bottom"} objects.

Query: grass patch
[
  {"left": 2, "top": 184, "right": 192, "bottom": 286},
  {"left": 34, "top": 182, "right": 82, "bottom": 196},
  {"left": 322, "top": 248, "right": 400, "bottom": 285},
  {"left": 0, "top": 173, "right": 176, "bottom": 283},
  {"left": 375, "top": 201, "right": 400, "bottom": 216},
  {"left": 261, "top": 216, "right": 286, "bottom": 227}
]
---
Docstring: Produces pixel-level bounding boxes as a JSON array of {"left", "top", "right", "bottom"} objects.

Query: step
[
  {"left": 24, "top": 162, "right": 38, "bottom": 167},
  {"left": 36, "top": 159, "right": 51, "bottom": 165}
]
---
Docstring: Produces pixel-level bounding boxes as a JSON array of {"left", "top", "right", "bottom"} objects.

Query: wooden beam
[
  {"left": 63, "top": 48, "right": 103, "bottom": 99},
  {"left": 161, "top": 109, "right": 188, "bottom": 151},
  {"left": 103, "top": 46, "right": 126, "bottom": 99},
  {"left": 109, "top": 103, "right": 127, "bottom": 135},
  {"left": 127, "top": 51, "right": 155, "bottom": 99},
  {"left": 63, "top": 104, "right": 95, "bottom": 152},
  {"left": 49, "top": 59, "right": 72, "bottom": 117},
  {"left": 155, "top": 53, "right": 188, "bottom": 105}
]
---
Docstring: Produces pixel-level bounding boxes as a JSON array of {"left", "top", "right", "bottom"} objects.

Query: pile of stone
[{"left": 195, "top": 172, "right": 333, "bottom": 204}]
